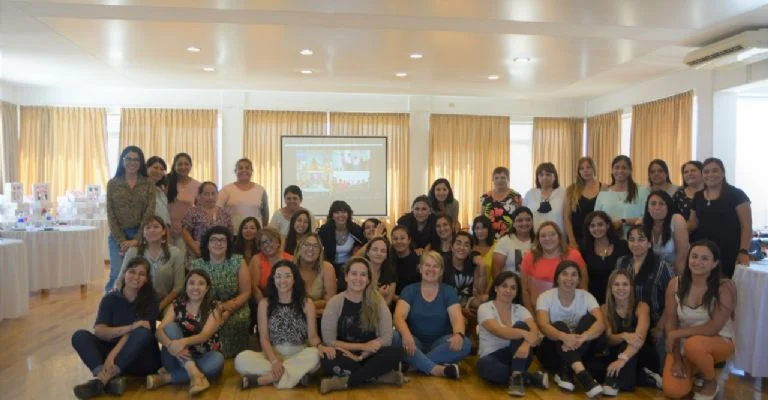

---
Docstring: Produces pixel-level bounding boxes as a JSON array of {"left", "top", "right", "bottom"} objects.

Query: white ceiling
[{"left": 2, "top": 0, "right": 768, "bottom": 99}]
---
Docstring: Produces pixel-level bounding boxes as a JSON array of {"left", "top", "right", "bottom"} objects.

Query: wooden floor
[{"left": 1, "top": 269, "right": 765, "bottom": 399}]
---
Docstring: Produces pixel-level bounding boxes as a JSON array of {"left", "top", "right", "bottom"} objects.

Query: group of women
[{"left": 74, "top": 145, "right": 747, "bottom": 399}]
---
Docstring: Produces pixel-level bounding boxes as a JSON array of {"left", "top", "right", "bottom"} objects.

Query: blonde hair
[
  {"left": 258, "top": 226, "right": 282, "bottom": 245},
  {"left": 294, "top": 233, "right": 324, "bottom": 271},
  {"left": 419, "top": 250, "right": 445, "bottom": 279},
  {"left": 344, "top": 257, "right": 383, "bottom": 333},
  {"left": 531, "top": 221, "right": 568, "bottom": 262},
  {"left": 566, "top": 157, "right": 598, "bottom": 211}
]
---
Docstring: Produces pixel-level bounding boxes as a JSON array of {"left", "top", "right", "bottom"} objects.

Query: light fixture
[
  {"left": 487, "top": 75, "right": 500, "bottom": 80},
  {"left": 203, "top": 67, "right": 215, "bottom": 72},
  {"left": 409, "top": 53, "right": 423, "bottom": 59},
  {"left": 187, "top": 46, "right": 201, "bottom": 52},
  {"left": 300, "top": 49, "right": 314, "bottom": 56},
  {"left": 300, "top": 69, "right": 313, "bottom": 74},
  {"left": 513, "top": 57, "right": 531, "bottom": 63},
  {"left": 395, "top": 72, "right": 408, "bottom": 77}
]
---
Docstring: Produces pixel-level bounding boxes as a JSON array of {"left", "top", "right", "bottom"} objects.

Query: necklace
[
  {"left": 335, "top": 231, "right": 350, "bottom": 245},
  {"left": 595, "top": 242, "right": 611, "bottom": 260}
]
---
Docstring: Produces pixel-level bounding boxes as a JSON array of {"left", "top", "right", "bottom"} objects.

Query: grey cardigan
[{"left": 320, "top": 292, "right": 393, "bottom": 346}]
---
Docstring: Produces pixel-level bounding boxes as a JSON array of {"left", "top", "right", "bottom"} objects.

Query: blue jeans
[
  {"left": 106, "top": 227, "right": 139, "bottom": 292},
  {"left": 160, "top": 323, "right": 224, "bottom": 384},
  {"left": 392, "top": 331, "right": 471, "bottom": 375},
  {"left": 71, "top": 327, "right": 160, "bottom": 376},
  {"left": 476, "top": 321, "right": 534, "bottom": 384}
]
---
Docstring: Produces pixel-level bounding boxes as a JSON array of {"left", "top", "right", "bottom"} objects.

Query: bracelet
[
  {"left": 270, "top": 359, "right": 279, "bottom": 364},
  {"left": 738, "top": 249, "right": 749, "bottom": 255},
  {"left": 454, "top": 332, "right": 465, "bottom": 338}
]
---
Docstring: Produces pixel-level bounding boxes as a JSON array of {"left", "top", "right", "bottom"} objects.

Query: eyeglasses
[
  {"left": 123, "top": 157, "right": 141, "bottom": 163},
  {"left": 209, "top": 237, "right": 228, "bottom": 244},
  {"left": 301, "top": 243, "right": 320, "bottom": 249},
  {"left": 260, "top": 240, "right": 275, "bottom": 247}
]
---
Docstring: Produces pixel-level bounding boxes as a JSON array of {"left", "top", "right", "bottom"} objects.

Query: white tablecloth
[
  {"left": 0, "top": 226, "right": 102, "bottom": 291},
  {"left": 80, "top": 219, "right": 109, "bottom": 262},
  {"left": 0, "top": 238, "right": 30, "bottom": 321},
  {"left": 733, "top": 261, "right": 768, "bottom": 377}
]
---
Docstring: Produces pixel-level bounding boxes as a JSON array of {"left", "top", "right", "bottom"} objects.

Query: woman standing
[
  {"left": 284, "top": 209, "right": 312, "bottom": 255},
  {"left": 397, "top": 195, "right": 437, "bottom": 255},
  {"left": 428, "top": 178, "right": 460, "bottom": 228},
  {"left": 481, "top": 166, "right": 523, "bottom": 238},
  {"left": 662, "top": 241, "right": 736, "bottom": 400},
  {"left": 147, "top": 269, "right": 224, "bottom": 395},
  {"left": 251, "top": 227, "right": 292, "bottom": 302},
  {"left": 672, "top": 161, "right": 704, "bottom": 221},
  {"left": 235, "top": 260, "right": 331, "bottom": 389},
  {"left": 391, "top": 225, "right": 421, "bottom": 295},
  {"left": 595, "top": 155, "right": 650, "bottom": 234},
  {"left": 648, "top": 159, "right": 679, "bottom": 197},
  {"left": 319, "top": 257, "right": 404, "bottom": 393},
  {"left": 71, "top": 257, "right": 161, "bottom": 399},
  {"left": 167, "top": 153, "right": 201, "bottom": 252},
  {"left": 564, "top": 157, "right": 603, "bottom": 247},
  {"left": 492, "top": 207, "right": 534, "bottom": 277},
  {"left": 105, "top": 146, "right": 156, "bottom": 292},
  {"left": 181, "top": 182, "right": 233, "bottom": 264},
  {"left": 145, "top": 156, "right": 170, "bottom": 230},
  {"left": 117, "top": 216, "right": 185, "bottom": 312},
  {"left": 295, "top": 233, "right": 336, "bottom": 316},
  {"left": 269, "top": 185, "right": 314, "bottom": 237},
  {"left": 580, "top": 211, "right": 629, "bottom": 304},
  {"left": 687, "top": 158, "right": 752, "bottom": 278},
  {"left": 363, "top": 236, "right": 397, "bottom": 306},
  {"left": 218, "top": 158, "right": 269, "bottom": 230},
  {"left": 535, "top": 261, "right": 605, "bottom": 397},
  {"left": 232, "top": 217, "right": 261, "bottom": 266},
  {"left": 393, "top": 251, "right": 471, "bottom": 379},
  {"left": 319, "top": 200, "right": 367, "bottom": 292},
  {"left": 643, "top": 190, "right": 689, "bottom": 274},
  {"left": 524, "top": 162, "right": 566, "bottom": 232},
  {"left": 190, "top": 226, "right": 251, "bottom": 358}
]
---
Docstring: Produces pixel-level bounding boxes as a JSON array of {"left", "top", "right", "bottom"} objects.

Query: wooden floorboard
[{"left": 1, "top": 271, "right": 766, "bottom": 399}]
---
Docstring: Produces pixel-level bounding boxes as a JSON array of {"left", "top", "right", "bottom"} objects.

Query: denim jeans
[
  {"left": 476, "top": 321, "right": 534, "bottom": 384},
  {"left": 71, "top": 327, "right": 160, "bottom": 376},
  {"left": 392, "top": 331, "right": 471, "bottom": 374},
  {"left": 106, "top": 227, "right": 139, "bottom": 292},
  {"left": 160, "top": 323, "right": 224, "bottom": 384}
]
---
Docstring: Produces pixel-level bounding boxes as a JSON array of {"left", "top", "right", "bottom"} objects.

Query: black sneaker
[
  {"left": 443, "top": 364, "right": 460, "bottom": 380},
  {"left": 642, "top": 367, "right": 663, "bottom": 390},
  {"left": 73, "top": 379, "right": 104, "bottom": 399},
  {"left": 105, "top": 376, "right": 126, "bottom": 396},
  {"left": 575, "top": 370, "right": 603, "bottom": 398},
  {"left": 554, "top": 365, "right": 575, "bottom": 392},
  {"left": 507, "top": 373, "right": 525, "bottom": 397},
  {"left": 525, "top": 371, "right": 549, "bottom": 389},
  {"left": 602, "top": 376, "right": 619, "bottom": 397}
]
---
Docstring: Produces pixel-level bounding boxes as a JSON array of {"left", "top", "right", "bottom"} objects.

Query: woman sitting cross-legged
[
  {"left": 392, "top": 251, "right": 471, "bottom": 379},
  {"left": 235, "top": 260, "right": 333, "bottom": 389},
  {"left": 662, "top": 241, "right": 736, "bottom": 400},
  {"left": 146, "top": 269, "right": 224, "bottom": 395},
  {"left": 476, "top": 271, "right": 548, "bottom": 397},
  {"left": 535, "top": 260, "right": 606, "bottom": 398},
  {"left": 319, "top": 257, "right": 405, "bottom": 393},
  {"left": 71, "top": 257, "right": 161, "bottom": 399}
]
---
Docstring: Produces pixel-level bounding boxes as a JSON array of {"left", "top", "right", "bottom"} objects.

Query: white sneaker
[
  {"left": 643, "top": 367, "right": 663, "bottom": 389},
  {"left": 554, "top": 373, "right": 575, "bottom": 392}
]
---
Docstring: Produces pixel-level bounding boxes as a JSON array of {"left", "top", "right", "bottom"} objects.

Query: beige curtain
[
  {"left": 19, "top": 106, "right": 109, "bottom": 201},
  {"left": 428, "top": 114, "right": 510, "bottom": 229},
  {"left": 330, "top": 113, "right": 410, "bottom": 225},
  {"left": 1, "top": 102, "right": 20, "bottom": 192},
  {"left": 586, "top": 110, "right": 621, "bottom": 184},
  {"left": 120, "top": 108, "right": 217, "bottom": 181},
  {"left": 243, "top": 110, "right": 327, "bottom": 216},
  {"left": 532, "top": 117, "right": 584, "bottom": 186},
  {"left": 630, "top": 91, "right": 693, "bottom": 186}
]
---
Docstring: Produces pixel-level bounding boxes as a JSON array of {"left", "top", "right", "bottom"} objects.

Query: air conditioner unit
[{"left": 684, "top": 29, "right": 768, "bottom": 69}]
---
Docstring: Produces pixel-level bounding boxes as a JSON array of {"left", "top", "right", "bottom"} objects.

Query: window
[
  {"left": 736, "top": 97, "right": 768, "bottom": 228},
  {"left": 620, "top": 112, "right": 632, "bottom": 156},
  {"left": 106, "top": 112, "right": 121, "bottom": 176},
  {"left": 509, "top": 122, "right": 534, "bottom": 194}
]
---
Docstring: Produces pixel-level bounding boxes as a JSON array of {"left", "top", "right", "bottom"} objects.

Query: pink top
[
  {"left": 217, "top": 182, "right": 269, "bottom": 231},
  {"left": 169, "top": 178, "right": 200, "bottom": 239}
]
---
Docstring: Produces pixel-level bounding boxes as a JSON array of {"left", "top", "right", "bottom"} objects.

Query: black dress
[
  {"left": 394, "top": 251, "right": 420, "bottom": 295},
  {"left": 691, "top": 185, "right": 750, "bottom": 278},
  {"left": 581, "top": 240, "right": 629, "bottom": 304},
  {"left": 571, "top": 194, "right": 599, "bottom": 246}
]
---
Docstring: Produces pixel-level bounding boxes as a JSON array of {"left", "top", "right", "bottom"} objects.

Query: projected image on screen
[{"left": 282, "top": 137, "right": 387, "bottom": 216}]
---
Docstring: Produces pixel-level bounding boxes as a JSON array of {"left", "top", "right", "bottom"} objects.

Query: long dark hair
[
  {"left": 625, "top": 225, "right": 659, "bottom": 284},
  {"left": 472, "top": 215, "right": 495, "bottom": 246},
  {"left": 325, "top": 200, "right": 355, "bottom": 232},
  {"left": 285, "top": 209, "right": 312, "bottom": 255},
  {"left": 430, "top": 214, "right": 454, "bottom": 250},
  {"left": 680, "top": 160, "right": 703, "bottom": 188},
  {"left": 145, "top": 156, "right": 167, "bottom": 189},
  {"left": 390, "top": 225, "right": 414, "bottom": 257},
  {"left": 488, "top": 271, "right": 522, "bottom": 304},
  {"left": 507, "top": 206, "right": 535, "bottom": 241},
  {"left": 119, "top": 257, "right": 156, "bottom": 319},
  {"left": 428, "top": 178, "right": 456, "bottom": 211},
  {"left": 581, "top": 210, "right": 621, "bottom": 251},
  {"left": 677, "top": 240, "right": 724, "bottom": 315},
  {"left": 199, "top": 225, "right": 234, "bottom": 262},
  {"left": 233, "top": 216, "right": 261, "bottom": 260},
  {"left": 642, "top": 190, "right": 674, "bottom": 246},
  {"left": 179, "top": 269, "right": 218, "bottom": 324},
  {"left": 137, "top": 215, "right": 171, "bottom": 261},
  {"left": 702, "top": 157, "right": 730, "bottom": 187},
  {"left": 647, "top": 159, "right": 672, "bottom": 185},
  {"left": 265, "top": 260, "right": 307, "bottom": 319},
  {"left": 610, "top": 155, "right": 638, "bottom": 203},
  {"left": 167, "top": 153, "right": 192, "bottom": 203},
  {"left": 115, "top": 145, "right": 148, "bottom": 178},
  {"left": 535, "top": 162, "right": 560, "bottom": 189}
]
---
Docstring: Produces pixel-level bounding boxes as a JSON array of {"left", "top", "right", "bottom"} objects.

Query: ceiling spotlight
[
  {"left": 513, "top": 57, "right": 531, "bottom": 63},
  {"left": 409, "top": 53, "right": 423, "bottom": 59},
  {"left": 187, "top": 46, "right": 201, "bottom": 52},
  {"left": 300, "top": 69, "right": 313, "bottom": 74},
  {"left": 487, "top": 75, "right": 500, "bottom": 80},
  {"left": 202, "top": 67, "right": 215, "bottom": 72},
  {"left": 395, "top": 72, "right": 408, "bottom": 77},
  {"left": 300, "top": 49, "right": 314, "bottom": 56}
]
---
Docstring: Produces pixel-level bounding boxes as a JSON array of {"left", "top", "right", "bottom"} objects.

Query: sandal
[{"left": 240, "top": 375, "right": 260, "bottom": 390}]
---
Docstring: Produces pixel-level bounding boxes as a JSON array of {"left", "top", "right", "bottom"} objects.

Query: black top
[
  {"left": 442, "top": 252, "right": 476, "bottom": 306},
  {"left": 397, "top": 213, "right": 437, "bottom": 251},
  {"left": 336, "top": 298, "right": 376, "bottom": 349},
  {"left": 672, "top": 186, "right": 697, "bottom": 221},
  {"left": 581, "top": 240, "right": 629, "bottom": 304},
  {"left": 394, "top": 251, "right": 420, "bottom": 295},
  {"left": 691, "top": 185, "right": 750, "bottom": 278},
  {"left": 571, "top": 194, "right": 599, "bottom": 246},
  {"left": 378, "top": 263, "right": 397, "bottom": 287},
  {"left": 317, "top": 222, "right": 367, "bottom": 266}
]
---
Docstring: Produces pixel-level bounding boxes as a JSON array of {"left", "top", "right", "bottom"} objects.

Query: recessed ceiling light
[
  {"left": 203, "top": 67, "right": 215, "bottom": 72},
  {"left": 300, "top": 69, "right": 313, "bottom": 74},
  {"left": 187, "top": 46, "right": 201, "bottom": 53},
  {"left": 487, "top": 75, "right": 500, "bottom": 80},
  {"left": 513, "top": 57, "right": 531, "bottom": 63},
  {"left": 409, "top": 53, "right": 423, "bottom": 59},
  {"left": 300, "top": 49, "right": 313, "bottom": 56},
  {"left": 395, "top": 72, "right": 408, "bottom": 77}
]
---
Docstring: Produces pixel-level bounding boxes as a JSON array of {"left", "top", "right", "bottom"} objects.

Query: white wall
[{"left": 0, "top": 81, "right": 19, "bottom": 103}]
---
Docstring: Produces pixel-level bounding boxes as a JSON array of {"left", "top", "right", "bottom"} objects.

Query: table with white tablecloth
[
  {"left": 733, "top": 261, "right": 768, "bottom": 378},
  {"left": 79, "top": 219, "right": 109, "bottom": 262},
  {"left": 0, "top": 238, "right": 30, "bottom": 321},
  {"left": 0, "top": 226, "right": 103, "bottom": 292}
]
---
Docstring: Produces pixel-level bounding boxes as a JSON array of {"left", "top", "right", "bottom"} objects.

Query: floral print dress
[
  {"left": 172, "top": 298, "right": 222, "bottom": 357},
  {"left": 480, "top": 189, "right": 523, "bottom": 237}
]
